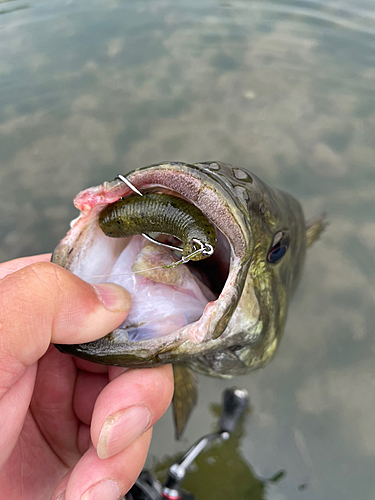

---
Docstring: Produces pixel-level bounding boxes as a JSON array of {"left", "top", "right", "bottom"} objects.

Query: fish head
[{"left": 53, "top": 161, "right": 320, "bottom": 376}]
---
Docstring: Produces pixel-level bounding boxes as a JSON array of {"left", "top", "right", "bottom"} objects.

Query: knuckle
[{"left": 26, "top": 262, "right": 66, "bottom": 297}]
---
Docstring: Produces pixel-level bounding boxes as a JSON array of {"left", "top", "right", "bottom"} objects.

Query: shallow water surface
[{"left": 1, "top": 0, "right": 375, "bottom": 498}]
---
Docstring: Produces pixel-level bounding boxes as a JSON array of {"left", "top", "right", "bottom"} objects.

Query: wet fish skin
[
  {"left": 176, "top": 163, "right": 302, "bottom": 377},
  {"left": 53, "top": 161, "right": 324, "bottom": 437}
]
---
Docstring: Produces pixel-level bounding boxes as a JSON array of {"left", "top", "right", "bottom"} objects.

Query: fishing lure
[{"left": 99, "top": 187, "right": 217, "bottom": 266}]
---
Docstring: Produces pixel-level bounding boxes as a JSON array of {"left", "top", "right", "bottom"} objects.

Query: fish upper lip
[
  {"left": 73, "top": 162, "right": 253, "bottom": 262},
  {"left": 54, "top": 162, "right": 257, "bottom": 364}
]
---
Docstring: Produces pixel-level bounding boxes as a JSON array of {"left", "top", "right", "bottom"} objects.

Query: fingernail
[
  {"left": 93, "top": 283, "right": 131, "bottom": 312},
  {"left": 80, "top": 479, "right": 121, "bottom": 500},
  {"left": 97, "top": 405, "right": 151, "bottom": 459}
]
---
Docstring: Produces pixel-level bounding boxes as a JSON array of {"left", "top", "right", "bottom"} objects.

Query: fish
[{"left": 53, "top": 161, "right": 325, "bottom": 438}]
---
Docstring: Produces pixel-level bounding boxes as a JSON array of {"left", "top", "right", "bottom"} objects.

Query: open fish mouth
[
  {"left": 53, "top": 162, "right": 259, "bottom": 367},
  {"left": 52, "top": 160, "right": 323, "bottom": 438}
]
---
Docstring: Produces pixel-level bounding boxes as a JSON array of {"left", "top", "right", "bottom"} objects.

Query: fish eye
[{"left": 267, "top": 231, "right": 290, "bottom": 263}]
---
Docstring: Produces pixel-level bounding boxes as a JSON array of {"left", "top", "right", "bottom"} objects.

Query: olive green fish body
[{"left": 98, "top": 193, "right": 217, "bottom": 260}]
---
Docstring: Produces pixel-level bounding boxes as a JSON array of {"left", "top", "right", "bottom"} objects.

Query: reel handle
[{"left": 218, "top": 388, "right": 249, "bottom": 435}]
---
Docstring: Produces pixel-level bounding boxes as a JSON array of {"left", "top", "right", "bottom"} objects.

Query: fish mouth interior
[
  {"left": 57, "top": 161, "right": 252, "bottom": 348},
  {"left": 72, "top": 189, "right": 233, "bottom": 343}
]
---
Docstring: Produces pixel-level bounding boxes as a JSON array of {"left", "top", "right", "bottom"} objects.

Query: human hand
[{"left": 0, "top": 255, "right": 174, "bottom": 500}]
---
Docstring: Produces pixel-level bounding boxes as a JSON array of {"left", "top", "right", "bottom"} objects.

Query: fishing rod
[{"left": 124, "top": 387, "right": 249, "bottom": 500}]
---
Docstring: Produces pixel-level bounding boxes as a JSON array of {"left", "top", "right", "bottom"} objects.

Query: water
[{"left": 1, "top": 0, "right": 375, "bottom": 498}]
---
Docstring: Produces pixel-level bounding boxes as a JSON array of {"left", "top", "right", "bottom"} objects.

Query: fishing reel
[{"left": 125, "top": 388, "right": 249, "bottom": 500}]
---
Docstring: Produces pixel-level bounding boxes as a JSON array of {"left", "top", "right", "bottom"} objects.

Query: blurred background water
[{"left": 1, "top": 0, "right": 375, "bottom": 498}]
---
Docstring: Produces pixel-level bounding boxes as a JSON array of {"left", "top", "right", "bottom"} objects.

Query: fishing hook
[{"left": 116, "top": 174, "right": 213, "bottom": 266}]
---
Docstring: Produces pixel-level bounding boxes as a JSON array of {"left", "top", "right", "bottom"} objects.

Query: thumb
[
  {"left": 0, "top": 261, "right": 131, "bottom": 387},
  {"left": 0, "top": 260, "right": 130, "bottom": 472}
]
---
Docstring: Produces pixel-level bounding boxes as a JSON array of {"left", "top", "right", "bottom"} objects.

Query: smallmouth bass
[{"left": 53, "top": 161, "right": 325, "bottom": 437}]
